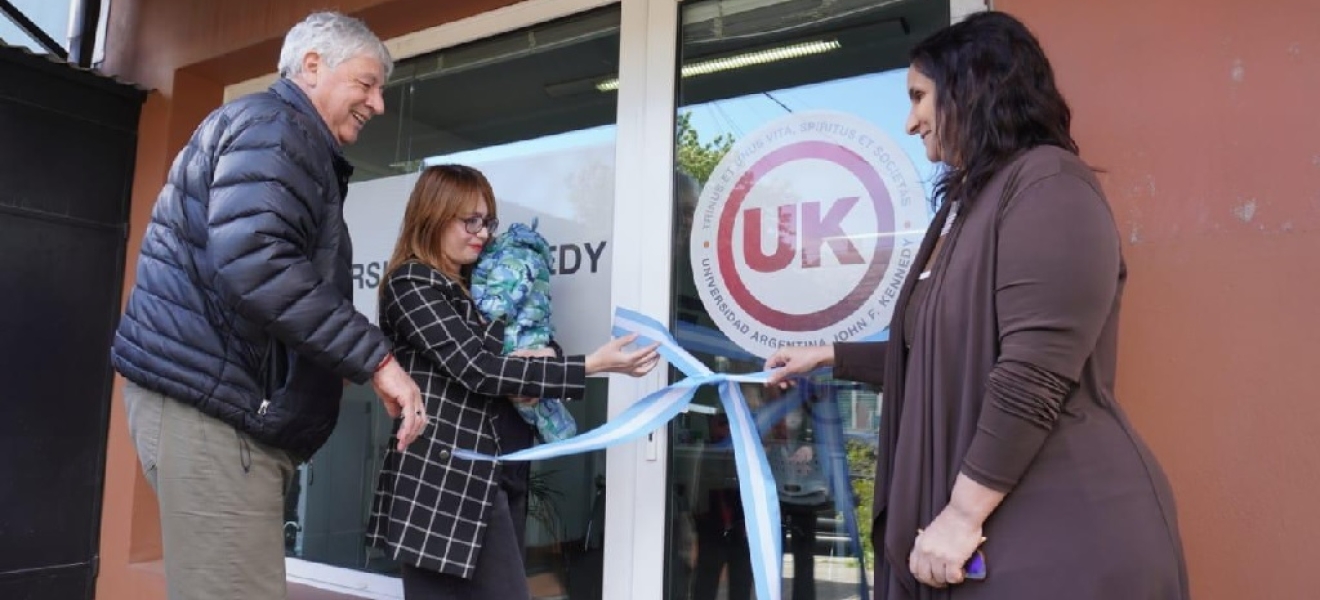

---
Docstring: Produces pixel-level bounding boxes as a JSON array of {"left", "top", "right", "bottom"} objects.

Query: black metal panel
[
  {"left": 0, "top": 213, "right": 123, "bottom": 599},
  {"left": 0, "top": 566, "right": 95, "bottom": 600},
  {"left": 0, "top": 38, "right": 144, "bottom": 600},
  {"left": 0, "top": 43, "right": 144, "bottom": 128},
  {"left": 0, "top": 100, "right": 139, "bottom": 224}
]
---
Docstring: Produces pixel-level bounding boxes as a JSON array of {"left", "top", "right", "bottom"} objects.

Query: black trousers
[
  {"left": 785, "top": 506, "right": 819, "bottom": 600},
  {"left": 401, "top": 486, "right": 530, "bottom": 600},
  {"left": 689, "top": 507, "right": 820, "bottom": 600},
  {"left": 691, "top": 528, "right": 752, "bottom": 600}
]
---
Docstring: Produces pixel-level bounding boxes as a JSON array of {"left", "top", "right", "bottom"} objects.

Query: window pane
[
  {"left": 666, "top": 1, "right": 948, "bottom": 599},
  {"left": 0, "top": 0, "right": 73, "bottom": 52}
]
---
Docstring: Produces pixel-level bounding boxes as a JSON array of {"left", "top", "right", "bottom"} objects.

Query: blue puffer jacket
[{"left": 112, "top": 78, "right": 389, "bottom": 459}]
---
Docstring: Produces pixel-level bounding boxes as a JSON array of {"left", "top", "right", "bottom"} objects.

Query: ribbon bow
[{"left": 456, "top": 308, "right": 868, "bottom": 599}]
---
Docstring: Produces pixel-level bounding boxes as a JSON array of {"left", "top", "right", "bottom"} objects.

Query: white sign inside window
[{"left": 344, "top": 138, "right": 616, "bottom": 353}]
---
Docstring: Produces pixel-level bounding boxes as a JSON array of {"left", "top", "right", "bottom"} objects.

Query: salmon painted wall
[
  {"left": 997, "top": 0, "right": 1320, "bottom": 598},
  {"left": 95, "top": 2, "right": 518, "bottom": 599}
]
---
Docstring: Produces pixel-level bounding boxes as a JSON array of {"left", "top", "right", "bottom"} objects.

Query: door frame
[
  {"left": 600, "top": 0, "right": 680, "bottom": 596},
  {"left": 607, "top": 0, "right": 983, "bottom": 598}
]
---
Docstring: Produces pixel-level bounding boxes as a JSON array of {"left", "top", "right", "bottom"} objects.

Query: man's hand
[{"left": 371, "top": 355, "right": 425, "bottom": 451}]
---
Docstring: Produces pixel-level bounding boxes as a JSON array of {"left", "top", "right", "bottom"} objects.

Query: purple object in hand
[{"left": 965, "top": 550, "right": 987, "bottom": 580}]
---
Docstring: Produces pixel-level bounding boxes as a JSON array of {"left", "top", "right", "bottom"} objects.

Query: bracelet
[{"left": 376, "top": 353, "right": 394, "bottom": 372}]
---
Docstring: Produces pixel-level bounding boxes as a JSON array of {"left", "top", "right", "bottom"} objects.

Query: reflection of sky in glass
[
  {"left": 684, "top": 68, "right": 941, "bottom": 207},
  {"left": 0, "top": 0, "right": 72, "bottom": 53},
  {"left": 425, "top": 68, "right": 940, "bottom": 216}
]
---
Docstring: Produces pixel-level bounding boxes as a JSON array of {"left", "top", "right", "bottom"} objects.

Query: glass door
[
  {"left": 279, "top": 5, "right": 628, "bottom": 599},
  {"left": 664, "top": 1, "right": 949, "bottom": 599}
]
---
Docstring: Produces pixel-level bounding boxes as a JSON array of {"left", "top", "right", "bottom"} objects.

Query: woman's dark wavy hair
[{"left": 910, "top": 11, "right": 1078, "bottom": 206}]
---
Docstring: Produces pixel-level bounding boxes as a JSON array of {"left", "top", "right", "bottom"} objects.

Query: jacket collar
[
  {"left": 400, "top": 261, "right": 454, "bottom": 285},
  {"left": 270, "top": 77, "right": 355, "bottom": 185}
]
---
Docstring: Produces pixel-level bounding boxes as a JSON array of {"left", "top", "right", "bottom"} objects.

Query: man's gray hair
[{"left": 278, "top": 12, "right": 394, "bottom": 79}]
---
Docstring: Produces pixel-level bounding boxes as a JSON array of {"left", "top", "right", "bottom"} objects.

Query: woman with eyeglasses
[
  {"left": 764, "top": 12, "right": 1187, "bottom": 600},
  {"left": 366, "top": 164, "right": 660, "bottom": 599}
]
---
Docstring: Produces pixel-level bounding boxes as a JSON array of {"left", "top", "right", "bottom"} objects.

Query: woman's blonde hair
[{"left": 382, "top": 164, "right": 497, "bottom": 292}]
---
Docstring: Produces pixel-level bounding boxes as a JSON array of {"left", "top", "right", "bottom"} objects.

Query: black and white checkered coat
[{"left": 366, "top": 261, "right": 585, "bottom": 578}]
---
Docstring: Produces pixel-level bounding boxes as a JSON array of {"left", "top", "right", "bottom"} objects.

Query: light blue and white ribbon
[
  {"left": 750, "top": 378, "right": 870, "bottom": 599},
  {"left": 455, "top": 307, "right": 869, "bottom": 600},
  {"left": 806, "top": 381, "right": 871, "bottom": 600}
]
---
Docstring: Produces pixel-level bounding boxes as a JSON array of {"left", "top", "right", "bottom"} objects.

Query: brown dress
[{"left": 834, "top": 146, "right": 1188, "bottom": 599}]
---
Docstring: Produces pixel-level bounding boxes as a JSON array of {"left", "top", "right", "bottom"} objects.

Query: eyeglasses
[{"left": 457, "top": 215, "right": 499, "bottom": 235}]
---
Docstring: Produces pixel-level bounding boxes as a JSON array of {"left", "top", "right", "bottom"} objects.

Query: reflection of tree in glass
[
  {"left": 847, "top": 438, "right": 877, "bottom": 567},
  {"left": 678, "top": 112, "right": 802, "bottom": 254},
  {"left": 677, "top": 112, "right": 735, "bottom": 185},
  {"left": 674, "top": 111, "right": 733, "bottom": 329},
  {"left": 527, "top": 469, "right": 564, "bottom": 549}
]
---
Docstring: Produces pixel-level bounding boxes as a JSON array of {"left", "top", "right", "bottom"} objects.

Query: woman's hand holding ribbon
[
  {"left": 763, "top": 345, "right": 834, "bottom": 388},
  {"left": 586, "top": 333, "right": 661, "bottom": 376}
]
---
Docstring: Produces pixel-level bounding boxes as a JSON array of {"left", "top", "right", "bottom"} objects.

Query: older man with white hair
[{"left": 111, "top": 12, "right": 426, "bottom": 599}]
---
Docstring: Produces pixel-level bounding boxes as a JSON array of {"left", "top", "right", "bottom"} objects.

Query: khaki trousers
[{"left": 124, "top": 380, "right": 296, "bottom": 600}]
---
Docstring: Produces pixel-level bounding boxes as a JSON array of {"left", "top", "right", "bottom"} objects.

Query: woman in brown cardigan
[{"left": 766, "top": 12, "right": 1188, "bottom": 600}]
